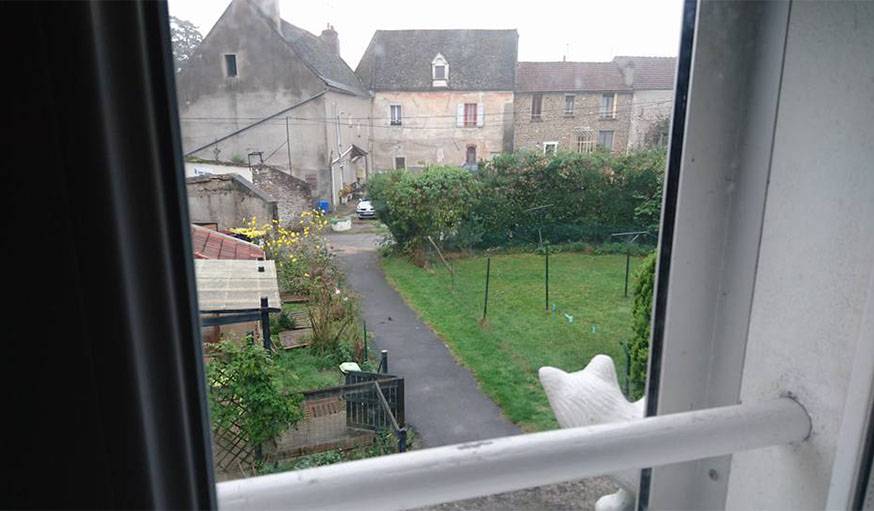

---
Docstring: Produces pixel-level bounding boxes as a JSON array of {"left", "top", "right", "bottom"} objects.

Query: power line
[{"left": 178, "top": 98, "right": 674, "bottom": 124}]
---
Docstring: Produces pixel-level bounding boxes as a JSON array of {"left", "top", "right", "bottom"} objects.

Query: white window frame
[
  {"left": 543, "top": 141, "right": 558, "bottom": 155},
  {"left": 432, "top": 53, "right": 448, "bottom": 87},
  {"left": 390, "top": 104, "right": 402, "bottom": 126},
  {"left": 597, "top": 130, "right": 614, "bottom": 151},
  {"left": 577, "top": 129, "right": 594, "bottom": 153},
  {"left": 600, "top": 93, "right": 616, "bottom": 119},
  {"left": 531, "top": 93, "right": 543, "bottom": 120}
]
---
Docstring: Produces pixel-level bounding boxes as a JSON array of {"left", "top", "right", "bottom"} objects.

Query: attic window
[
  {"left": 432, "top": 53, "right": 448, "bottom": 87},
  {"left": 224, "top": 54, "right": 237, "bottom": 77}
]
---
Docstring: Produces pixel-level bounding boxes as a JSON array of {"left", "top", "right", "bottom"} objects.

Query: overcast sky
[{"left": 169, "top": 0, "right": 684, "bottom": 68}]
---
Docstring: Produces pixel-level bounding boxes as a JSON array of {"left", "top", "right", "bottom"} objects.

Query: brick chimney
[
  {"left": 320, "top": 24, "right": 340, "bottom": 56},
  {"left": 620, "top": 60, "right": 635, "bottom": 87},
  {"left": 251, "top": 0, "right": 280, "bottom": 31}
]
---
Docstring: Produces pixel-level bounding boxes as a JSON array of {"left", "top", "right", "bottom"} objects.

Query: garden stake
[
  {"left": 482, "top": 257, "right": 491, "bottom": 321},
  {"left": 545, "top": 245, "right": 550, "bottom": 311},
  {"left": 624, "top": 250, "right": 631, "bottom": 298}
]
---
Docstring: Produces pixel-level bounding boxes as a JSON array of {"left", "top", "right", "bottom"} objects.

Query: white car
[{"left": 356, "top": 198, "right": 375, "bottom": 219}]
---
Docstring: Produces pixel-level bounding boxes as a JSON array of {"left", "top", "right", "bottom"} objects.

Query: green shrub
[
  {"left": 207, "top": 339, "right": 303, "bottom": 447},
  {"left": 627, "top": 252, "right": 657, "bottom": 400},
  {"left": 369, "top": 167, "right": 481, "bottom": 255},
  {"left": 369, "top": 149, "right": 666, "bottom": 253}
]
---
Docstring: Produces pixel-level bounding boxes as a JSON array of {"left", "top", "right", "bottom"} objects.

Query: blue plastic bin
[{"left": 317, "top": 199, "right": 330, "bottom": 213}]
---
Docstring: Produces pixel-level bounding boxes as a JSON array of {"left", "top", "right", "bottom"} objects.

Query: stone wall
[
  {"left": 513, "top": 92, "right": 633, "bottom": 154},
  {"left": 186, "top": 174, "right": 277, "bottom": 230},
  {"left": 251, "top": 165, "right": 312, "bottom": 224}
]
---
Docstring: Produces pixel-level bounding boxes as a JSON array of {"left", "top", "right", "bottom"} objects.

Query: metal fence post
[
  {"left": 380, "top": 350, "right": 388, "bottom": 374},
  {"left": 260, "top": 296, "right": 272, "bottom": 350},
  {"left": 363, "top": 320, "right": 368, "bottom": 363},
  {"left": 624, "top": 250, "right": 631, "bottom": 298},
  {"left": 398, "top": 428, "right": 407, "bottom": 453},
  {"left": 482, "top": 257, "right": 491, "bottom": 321},
  {"left": 545, "top": 245, "right": 550, "bottom": 311}
]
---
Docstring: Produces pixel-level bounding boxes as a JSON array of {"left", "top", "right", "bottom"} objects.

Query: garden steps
[{"left": 279, "top": 329, "right": 311, "bottom": 350}]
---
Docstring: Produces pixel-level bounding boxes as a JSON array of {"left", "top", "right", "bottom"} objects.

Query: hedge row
[{"left": 368, "top": 149, "right": 666, "bottom": 254}]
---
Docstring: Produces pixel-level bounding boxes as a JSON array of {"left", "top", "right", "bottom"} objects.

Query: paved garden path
[
  {"left": 326, "top": 230, "right": 521, "bottom": 447},
  {"left": 326, "top": 226, "right": 618, "bottom": 509}
]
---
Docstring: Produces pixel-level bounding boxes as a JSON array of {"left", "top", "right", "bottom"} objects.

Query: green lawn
[{"left": 381, "top": 252, "right": 642, "bottom": 432}]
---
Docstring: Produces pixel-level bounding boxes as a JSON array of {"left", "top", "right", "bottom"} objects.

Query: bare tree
[{"left": 170, "top": 16, "right": 202, "bottom": 74}]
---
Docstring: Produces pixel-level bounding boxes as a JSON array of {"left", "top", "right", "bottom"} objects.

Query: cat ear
[
  {"left": 584, "top": 354, "right": 620, "bottom": 388},
  {"left": 538, "top": 366, "right": 568, "bottom": 398}
]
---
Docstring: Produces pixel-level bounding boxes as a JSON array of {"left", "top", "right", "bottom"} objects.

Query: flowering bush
[{"left": 231, "top": 210, "right": 337, "bottom": 297}]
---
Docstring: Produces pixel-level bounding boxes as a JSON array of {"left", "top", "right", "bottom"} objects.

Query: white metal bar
[{"left": 218, "top": 397, "right": 810, "bottom": 511}]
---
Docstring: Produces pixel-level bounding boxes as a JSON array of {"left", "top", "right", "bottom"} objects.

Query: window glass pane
[
  {"left": 224, "top": 54, "right": 237, "bottom": 77},
  {"left": 168, "top": 0, "right": 678, "bottom": 504}
]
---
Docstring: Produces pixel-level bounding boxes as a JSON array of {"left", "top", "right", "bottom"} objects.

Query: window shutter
[
  {"left": 476, "top": 103, "right": 485, "bottom": 127},
  {"left": 456, "top": 104, "right": 464, "bottom": 127}
]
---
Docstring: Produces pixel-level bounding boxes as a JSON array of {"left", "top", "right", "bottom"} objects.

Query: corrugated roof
[
  {"left": 194, "top": 259, "right": 281, "bottom": 312},
  {"left": 614, "top": 56, "right": 677, "bottom": 90},
  {"left": 516, "top": 61, "right": 631, "bottom": 93},
  {"left": 355, "top": 29, "right": 518, "bottom": 91},
  {"left": 191, "top": 224, "right": 265, "bottom": 260}
]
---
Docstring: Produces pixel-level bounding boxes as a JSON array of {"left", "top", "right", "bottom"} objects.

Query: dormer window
[{"left": 432, "top": 53, "right": 448, "bottom": 87}]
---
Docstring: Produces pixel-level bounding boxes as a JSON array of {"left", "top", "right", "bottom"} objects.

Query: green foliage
[
  {"left": 269, "top": 310, "right": 295, "bottom": 333},
  {"left": 368, "top": 167, "right": 481, "bottom": 255},
  {"left": 370, "top": 150, "right": 666, "bottom": 255},
  {"left": 169, "top": 16, "right": 202, "bottom": 73},
  {"left": 207, "top": 339, "right": 303, "bottom": 447},
  {"left": 627, "top": 252, "right": 657, "bottom": 400},
  {"left": 230, "top": 154, "right": 246, "bottom": 165}
]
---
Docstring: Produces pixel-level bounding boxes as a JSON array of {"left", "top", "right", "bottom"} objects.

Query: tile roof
[
  {"left": 355, "top": 29, "right": 518, "bottom": 91},
  {"left": 614, "top": 56, "right": 677, "bottom": 90},
  {"left": 279, "top": 21, "right": 368, "bottom": 96},
  {"left": 515, "top": 57, "right": 677, "bottom": 93},
  {"left": 516, "top": 61, "right": 631, "bottom": 93},
  {"left": 191, "top": 224, "right": 265, "bottom": 260}
]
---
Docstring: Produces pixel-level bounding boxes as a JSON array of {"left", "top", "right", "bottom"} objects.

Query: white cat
[{"left": 539, "top": 354, "right": 645, "bottom": 511}]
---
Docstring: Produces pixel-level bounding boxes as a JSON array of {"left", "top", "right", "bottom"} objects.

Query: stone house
[
  {"left": 514, "top": 60, "right": 634, "bottom": 155},
  {"left": 614, "top": 56, "right": 677, "bottom": 150},
  {"left": 513, "top": 57, "right": 675, "bottom": 155},
  {"left": 356, "top": 30, "right": 518, "bottom": 171},
  {"left": 175, "top": 0, "right": 370, "bottom": 207}
]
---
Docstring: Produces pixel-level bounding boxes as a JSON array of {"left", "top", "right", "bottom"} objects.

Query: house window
[
  {"left": 390, "top": 105, "right": 402, "bottom": 126},
  {"left": 432, "top": 53, "right": 448, "bottom": 87},
  {"left": 224, "top": 54, "right": 237, "bottom": 77},
  {"left": 531, "top": 94, "right": 543, "bottom": 120},
  {"left": 564, "top": 95, "right": 575, "bottom": 115},
  {"left": 394, "top": 156, "right": 406, "bottom": 170},
  {"left": 465, "top": 145, "right": 477, "bottom": 166},
  {"left": 598, "top": 130, "right": 614, "bottom": 151},
  {"left": 600, "top": 93, "right": 616, "bottom": 119},
  {"left": 543, "top": 141, "right": 558, "bottom": 155},
  {"left": 464, "top": 103, "right": 478, "bottom": 127},
  {"left": 577, "top": 130, "right": 595, "bottom": 153}
]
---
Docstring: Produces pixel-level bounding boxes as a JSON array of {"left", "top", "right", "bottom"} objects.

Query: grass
[
  {"left": 381, "top": 251, "right": 643, "bottom": 432},
  {"left": 272, "top": 347, "right": 344, "bottom": 394}
]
